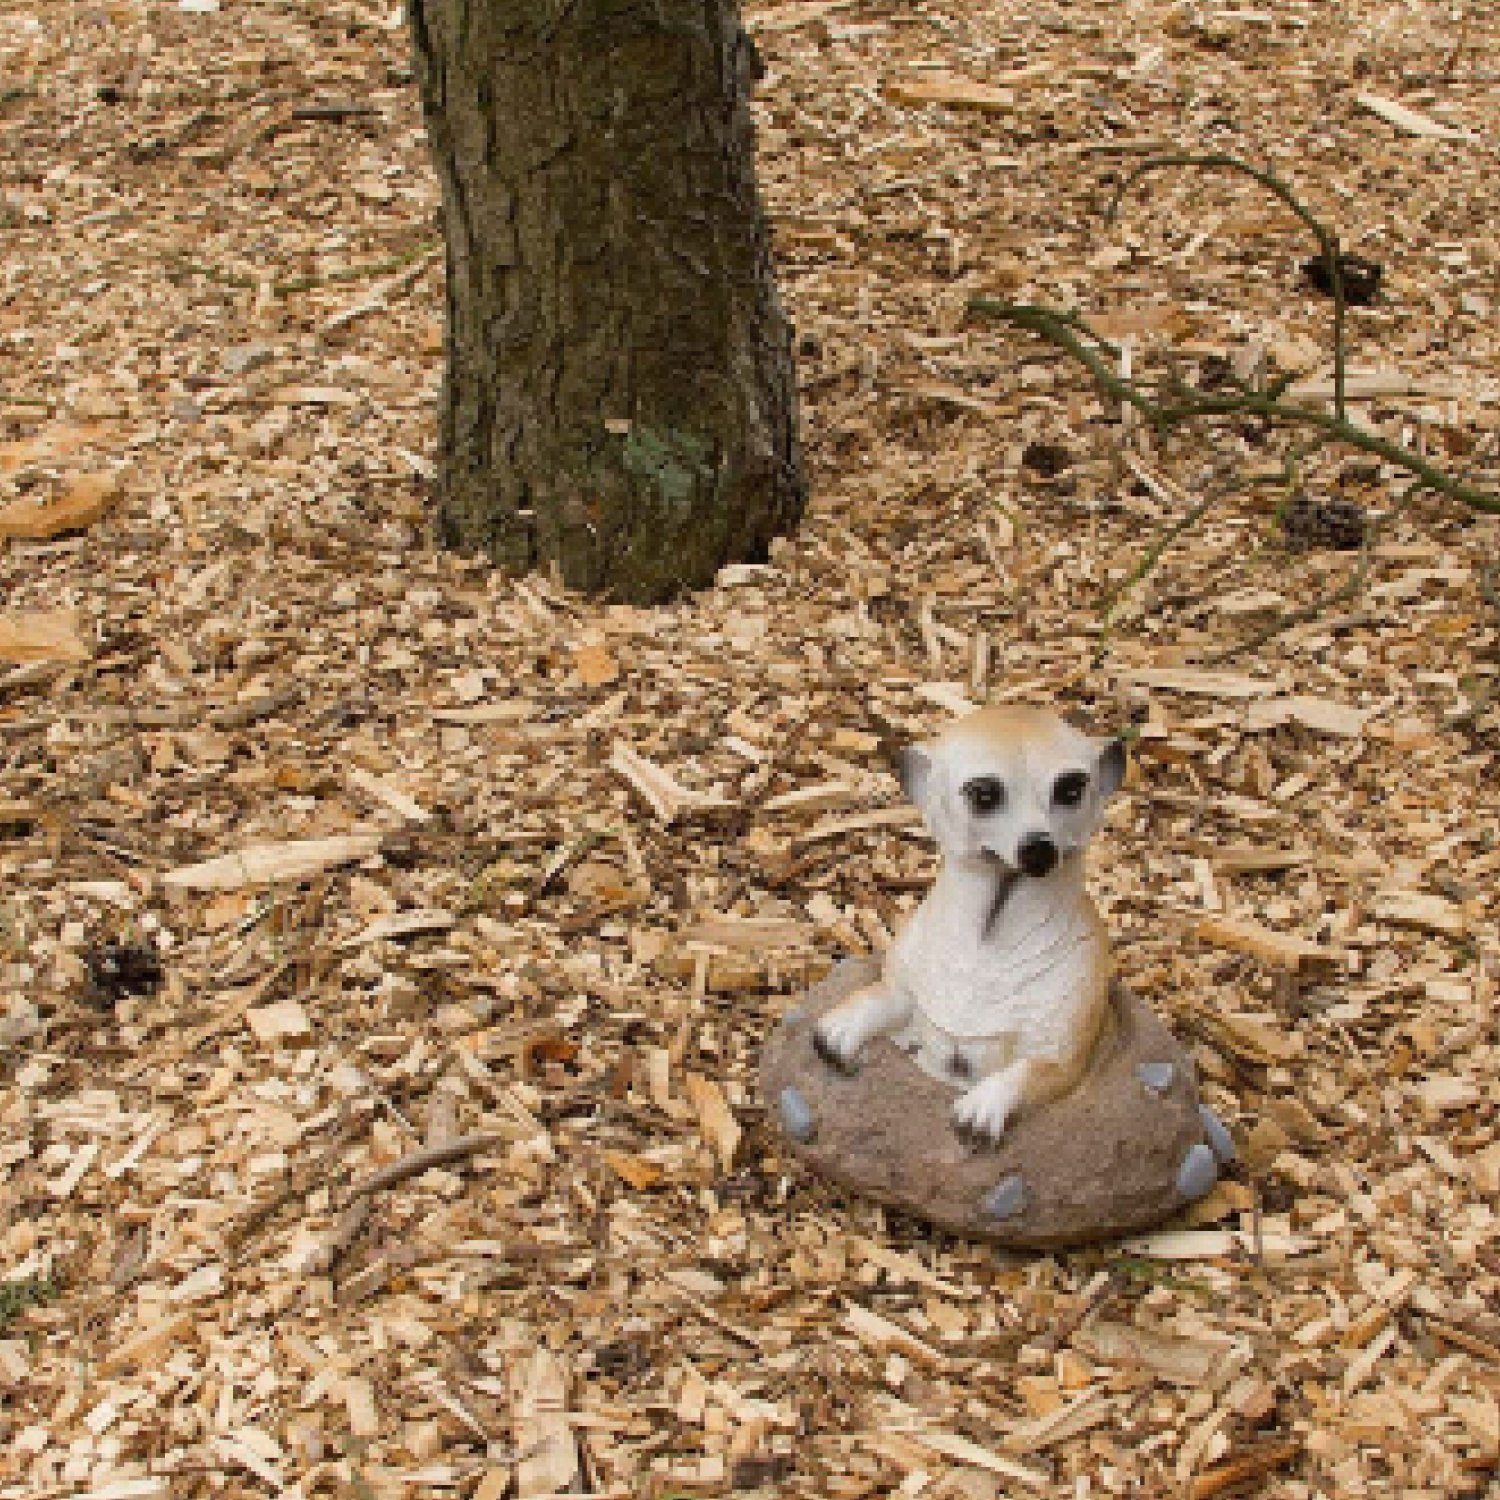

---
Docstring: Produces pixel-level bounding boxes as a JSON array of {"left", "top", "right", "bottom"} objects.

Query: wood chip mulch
[{"left": 1, "top": 1, "right": 1497, "bottom": 1497}]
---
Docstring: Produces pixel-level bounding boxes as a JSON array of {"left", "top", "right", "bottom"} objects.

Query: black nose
[{"left": 1017, "top": 834, "right": 1057, "bottom": 877}]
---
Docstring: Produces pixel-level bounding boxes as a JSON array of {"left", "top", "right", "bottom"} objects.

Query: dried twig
[
  {"left": 1447, "top": 561, "right": 1500, "bottom": 730},
  {"left": 1189, "top": 1438, "right": 1301, "bottom": 1499},
  {"left": 968, "top": 298, "right": 1500, "bottom": 517},
  {"left": 291, "top": 102, "right": 383, "bottom": 122},
  {"left": 1093, "top": 485, "right": 1222, "bottom": 665},
  {"left": 165, "top": 240, "right": 440, "bottom": 297},
  {"left": 224, "top": 1110, "right": 371, "bottom": 1257},
  {"left": 1041, "top": 1267, "right": 1122, "bottom": 1352},
  {"left": 1106, "top": 152, "right": 1351, "bottom": 421},
  {"left": 969, "top": 153, "right": 1499, "bottom": 518},
  {"left": 346, "top": 1130, "right": 507, "bottom": 1201}
]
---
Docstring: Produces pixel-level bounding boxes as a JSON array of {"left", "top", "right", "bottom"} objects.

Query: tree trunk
[{"left": 407, "top": 0, "right": 805, "bottom": 603}]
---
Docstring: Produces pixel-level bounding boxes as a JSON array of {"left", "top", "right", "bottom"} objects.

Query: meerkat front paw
[
  {"left": 810, "top": 984, "right": 911, "bottom": 1075},
  {"left": 952, "top": 1074, "right": 1018, "bottom": 1143},
  {"left": 812, "top": 1012, "right": 864, "bottom": 1074}
]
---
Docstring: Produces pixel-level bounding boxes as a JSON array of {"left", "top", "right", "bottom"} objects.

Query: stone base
[{"left": 761, "top": 958, "right": 1232, "bottom": 1250}]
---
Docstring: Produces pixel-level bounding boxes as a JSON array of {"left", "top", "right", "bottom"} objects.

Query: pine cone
[
  {"left": 1301, "top": 252, "right": 1383, "bottom": 306},
  {"left": 1280, "top": 494, "right": 1368, "bottom": 552}
]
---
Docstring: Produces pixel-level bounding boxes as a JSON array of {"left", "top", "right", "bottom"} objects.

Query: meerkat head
[{"left": 900, "top": 705, "right": 1126, "bottom": 875}]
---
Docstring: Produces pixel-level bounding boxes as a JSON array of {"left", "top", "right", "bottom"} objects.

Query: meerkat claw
[
  {"left": 812, "top": 1026, "right": 858, "bottom": 1075},
  {"left": 953, "top": 1080, "right": 1014, "bottom": 1144}
]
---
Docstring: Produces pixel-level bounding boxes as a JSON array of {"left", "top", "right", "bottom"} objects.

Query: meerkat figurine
[{"left": 813, "top": 705, "right": 1127, "bottom": 1143}]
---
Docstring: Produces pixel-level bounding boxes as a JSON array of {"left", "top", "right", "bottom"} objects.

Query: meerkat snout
[{"left": 1016, "top": 832, "right": 1058, "bottom": 878}]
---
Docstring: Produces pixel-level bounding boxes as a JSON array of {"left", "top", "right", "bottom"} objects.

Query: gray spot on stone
[
  {"left": 982, "top": 1173, "right": 1027, "bottom": 1221},
  {"left": 1137, "top": 1061, "right": 1175, "bottom": 1094},
  {"left": 778, "top": 1085, "right": 816, "bottom": 1143},
  {"left": 783, "top": 1006, "right": 806, "bottom": 1028},
  {"left": 1199, "top": 1105, "right": 1237, "bottom": 1164},
  {"left": 1176, "top": 1142, "right": 1218, "bottom": 1202}
]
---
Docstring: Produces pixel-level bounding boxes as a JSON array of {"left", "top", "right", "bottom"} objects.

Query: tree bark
[{"left": 407, "top": 0, "right": 805, "bottom": 603}]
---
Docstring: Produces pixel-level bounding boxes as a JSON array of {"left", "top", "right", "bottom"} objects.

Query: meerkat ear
[
  {"left": 898, "top": 744, "right": 933, "bottom": 808},
  {"left": 1096, "top": 736, "right": 1127, "bottom": 797}
]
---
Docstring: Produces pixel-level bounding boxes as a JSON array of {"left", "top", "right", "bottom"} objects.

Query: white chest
[{"left": 887, "top": 861, "right": 1105, "bottom": 1080}]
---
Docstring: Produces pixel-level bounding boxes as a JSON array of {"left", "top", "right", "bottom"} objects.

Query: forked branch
[
  {"left": 966, "top": 298, "right": 1500, "bottom": 516},
  {"left": 967, "top": 153, "right": 1500, "bottom": 517}
]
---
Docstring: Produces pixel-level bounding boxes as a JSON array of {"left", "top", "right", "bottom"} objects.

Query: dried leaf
[{"left": 0, "top": 472, "right": 119, "bottom": 541}]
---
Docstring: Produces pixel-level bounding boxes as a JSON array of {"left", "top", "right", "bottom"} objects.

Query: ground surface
[{"left": 1, "top": 0, "right": 1498, "bottom": 1496}]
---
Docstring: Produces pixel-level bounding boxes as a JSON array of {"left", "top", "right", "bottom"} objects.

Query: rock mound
[{"left": 761, "top": 959, "right": 1231, "bottom": 1250}]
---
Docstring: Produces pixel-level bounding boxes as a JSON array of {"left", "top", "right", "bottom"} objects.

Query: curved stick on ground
[
  {"left": 1105, "top": 152, "right": 1349, "bottom": 421},
  {"left": 348, "top": 1130, "right": 507, "bottom": 1200},
  {"left": 966, "top": 299, "right": 1500, "bottom": 516}
]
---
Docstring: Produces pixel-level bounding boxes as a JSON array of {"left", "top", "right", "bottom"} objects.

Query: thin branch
[
  {"left": 1203, "top": 475, "right": 1431, "bottom": 664},
  {"left": 347, "top": 1130, "right": 506, "bottom": 1200},
  {"left": 1204, "top": 545, "right": 1374, "bottom": 664},
  {"left": 1093, "top": 488, "right": 1222, "bottom": 666},
  {"left": 165, "top": 240, "right": 441, "bottom": 297},
  {"left": 1106, "top": 152, "right": 1349, "bottom": 421},
  {"left": 1445, "top": 561, "right": 1500, "bottom": 730},
  {"left": 967, "top": 299, "right": 1500, "bottom": 515}
]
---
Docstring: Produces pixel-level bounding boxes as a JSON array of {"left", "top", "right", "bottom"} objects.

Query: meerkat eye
[
  {"left": 963, "top": 777, "right": 1006, "bottom": 815},
  {"left": 1052, "top": 771, "right": 1089, "bottom": 808}
]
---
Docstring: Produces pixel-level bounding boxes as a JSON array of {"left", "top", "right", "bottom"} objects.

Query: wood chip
[
  {"left": 342, "top": 907, "right": 455, "bottom": 947},
  {"left": 602, "top": 1150, "right": 666, "bottom": 1191},
  {"left": 609, "top": 741, "right": 733, "bottom": 825},
  {"left": 347, "top": 766, "right": 433, "bottom": 823},
  {"left": 161, "top": 833, "right": 382, "bottom": 891},
  {"left": 1003, "top": 1387, "right": 1113, "bottom": 1454},
  {"left": 843, "top": 1301, "right": 947, "bottom": 1369},
  {"left": 1076, "top": 1319, "right": 1234, "bottom": 1385},
  {"left": 678, "top": 915, "right": 815, "bottom": 950},
  {"left": 1372, "top": 890, "right": 1467, "bottom": 936},
  {"left": 684, "top": 1073, "right": 742, "bottom": 1171},
  {"left": 0, "top": 608, "right": 91, "bottom": 664},
  {"left": 342, "top": 1375, "right": 381, "bottom": 1438},
  {"left": 0, "top": 472, "right": 119, "bottom": 541},
  {"left": 1126, "top": 668, "right": 1285, "bottom": 698},
  {"left": 1189, "top": 1439, "right": 1301, "bottom": 1499},
  {"left": 1354, "top": 92, "right": 1474, "bottom": 141},
  {"left": 5, "top": 6, "right": 1499, "bottom": 1497},
  {"left": 100, "top": 1312, "right": 197, "bottom": 1374},
  {"left": 906, "top": 1430, "right": 1050, "bottom": 1491},
  {"left": 1196, "top": 915, "right": 1336, "bottom": 971},
  {"left": 244, "top": 998, "right": 312, "bottom": 1044},
  {"left": 884, "top": 65, "right": 1054, "bottom": 113},
  {"left": 1245, "top": 694, "right": 1372, "bottom": 737},
  {"left": 512, "top": 1346, "right": 578, "bottom": 1497},
  {"left": 794, "top": 805, "right": 922, "bottom": 846}
]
